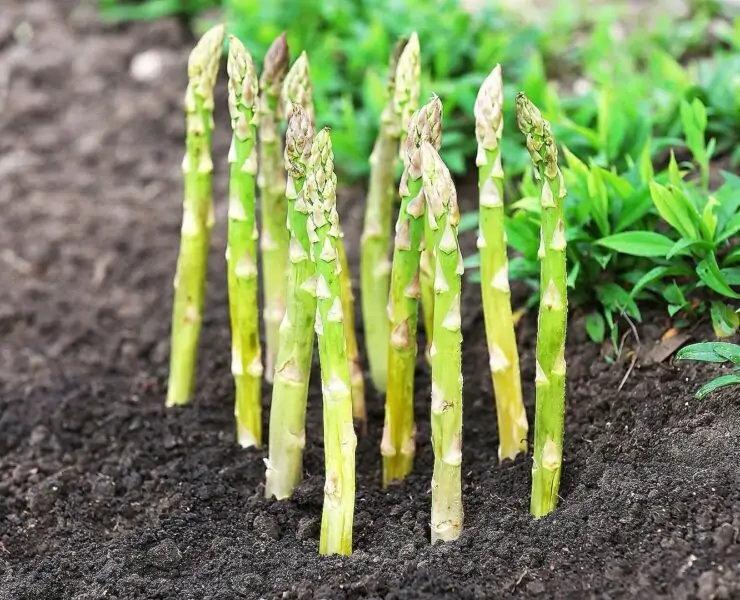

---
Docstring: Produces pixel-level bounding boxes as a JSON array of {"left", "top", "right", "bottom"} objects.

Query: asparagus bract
[
  {"left": 516, "top": 93, "right": 568, "bottom": 519},
  {"left": 226, "top": 37, "right": 262, "bottom": 447},
  {"left": 475, "top": 66, "right": 528, "bottom": 462},
  {"left": 337, "top": 234, "right": 366, "bottom": 433},
  {"left": 421, "top": 142, "right": 464, "bottom": 543},
  {"left": 264, "top": 105, "right": 316, "bottom": 499},
  {"left": 360, "top": 34, "right": 420, "bottom": 393},
  {"left": 166, "top": 23, "right": 225, "bottom": 407},
  {"left": 307, "top": 129, "right": 357, "bottom": 556},
  {"left": 258, "top": 33, "right": 290, "bottom": 383},
  {"left": 381, "top": 97, "right": 442, "bottom": 486}
]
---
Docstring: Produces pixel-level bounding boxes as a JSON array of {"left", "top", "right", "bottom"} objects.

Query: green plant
[
  {"left": 307, "top": 128, "right": 357, "bottom": 556},
  {"left": 99, "top": 0, "right": 218, "bottom": 21},
  {"left": 257, "top": 33, "right": 290, "bottom": 383},
  {"left": 516, "top": 93, "right": 568, "bottom": 520},
  {"left": 264, "top": 105, "right": 315, "bottom": 501},
  {"left": 225, "top": 36, "right": 262, "bottom": 447},
  {"left": 360, "top": 35, "right": 420, "bottom": 394},
  {"left": 421, "top": 142, "right": 464, "bottom": 544},
  {"left": 166, "top": 23, "right": 225, "bottom": 407},
  {"left": 381, "top": 97, "right": 442, "bottom": 487},
  {"left": 676, "top": 341, "right": 740, "bottom": 399},
  {"left": 474, "top": 65, "right": 527, "bottom": 462}
]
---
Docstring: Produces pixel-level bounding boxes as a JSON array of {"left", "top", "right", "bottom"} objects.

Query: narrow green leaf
[
  {"left": 596, "top": 231, "right": 674, "bottom": 257},
  {"left": 697, "top": 254, "right": 740, "bottom": 299},
  {"left": 676, "top": 342, "right": 740, "bottom": 364},
  {"left": 710, "top": 301, "right": 740, "bottom": 338},
  {"left": 649, "top": 181, "right": 698, "bottom": 240},
  {"left": 585, "top": 311, "right": 606, "bottom": 343},
  {"left": 458, "top": 212, "right": 479, "bottom": 233},
  {"left": 666, "top": 238, "right": 712, "bottom": 259},
  {"left": 695, "top": 375, "right": 740, "bottom": 400}
]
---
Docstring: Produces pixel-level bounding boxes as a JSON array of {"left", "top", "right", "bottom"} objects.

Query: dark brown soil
[{"left": 2, "top": 2, "right": 740, "bottom": 599}]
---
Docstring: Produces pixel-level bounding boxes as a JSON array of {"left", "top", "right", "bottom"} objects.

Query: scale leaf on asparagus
[
  {"left": 361, "top": 33, "right": 421, "bottom": 393},
  {"left": 421, "top": 141, "right": 464, "bottom": 544},
  {"left": 258, "top": 32, "right": 290, "bottom": 383},
  {"left": 265, "top": 104, "right": 316, "bottom": 500},
  {"left": 516, "top": 92, "right": 568, "bottom": 519},
  {"left": 475, "top": 66, "right": 528, "bottom": 462},
  {"left": 381, "top": 96, "right": 442, "bottom": 487},
  {"left": 166, "top": 23, "right": 225, "bottom": 407},
  {"left": 306, "top": 128, "right": 357, "bottom": 556}
]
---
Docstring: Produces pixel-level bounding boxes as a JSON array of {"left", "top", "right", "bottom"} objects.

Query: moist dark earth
[{"left": 1, "top": 2, "right": 740, "bottom": 599}]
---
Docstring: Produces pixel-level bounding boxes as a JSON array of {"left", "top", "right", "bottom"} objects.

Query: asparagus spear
[
  {"left": 420, "top": 233, "right": 435, "bottom": 364},
  {"left": 306, "top": 128, "right": 357, "bottom": 556},
  {"left": 516, "top": 93, "right": 568, "bottom": 519},
  {"left": 264, "top": 105, "right": 316, "bottom": 499},
  {"left": 258, "top": 33, "right": 290, "bottom": 384},
  {"left": 282, "top": 51, "right": 314, "bottom": 122},
  {"left": 226, "top": 37, "right": 263, "bottom": 447},
  {"left": 166, "top": 23, "right": 225, "bottom": 407},
  {"left": 475, "top": 66, "right": 528, "bottom": 462},
  {"left": 381, "top": 97, "right": 443, "bottom": 486},
  {"left": 420, "top": 141, "right": 463, "bottom": 544},
  {"left": 337, "top": 235, "right": 366, "bottom": 433},
  {"left": 361, "top": 34, "right": 421, "bottom": 393}
]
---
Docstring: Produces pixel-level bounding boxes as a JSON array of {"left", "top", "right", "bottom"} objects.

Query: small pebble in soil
[
  {"left": 146, "top": 538, "right": 182, "bottom": 570},
  {"left": 296, "top": 516, "right": 319, "bottom": 541},
  {"left": 713, "top": 523, "right": 736, "bottom": 551},
  {"left": 526, "top": 580, "right": 546, "bottom": 594},
  {"left": 253, "top": 514, "right": 279, "bottom": 540},
  {"left": 130, "top": 49, "right": 165, "bottom": 82}
]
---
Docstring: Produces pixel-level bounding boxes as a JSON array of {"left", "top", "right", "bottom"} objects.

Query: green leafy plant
[{"left": 676, "top": 341, "right": 740, "bottom": 399}]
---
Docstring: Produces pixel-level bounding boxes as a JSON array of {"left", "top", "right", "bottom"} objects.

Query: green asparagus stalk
[
  {"left": 337, "top": 235, "right": 366, "bottom": 433},
  {"left": 420, "top": 141, "right": 464, "bottom": 543},
  {"left": 258, "top": 32, "right": 290, "bottom": 384},
  {"left": 282, "top": 51, "right": 314, "bottom": 123},
  {"left": 516, "top": 93, "right": 568, "bottom": 519},
  {"left": 420, "top": 234, "right": 435, "bottom": 364},
  {"left": 264, "top": 104, "right": 316, "bottom": 499},
  {"left": 361, "top": 34, "right": 421, "bottom": 393},
  {"left": 475, "top": 66, "right": 528, "bottom": 462},
  {"left": 166, "top": 23, "right": 225, "bottom": 407},
  {"left": 381, "top": 97, "right": 443, "bottom": 487},
  {"left": 306, "top": 128, "right": 357, "bottom": 556},
  {"left": 226, "top": 37, "right": 262, "bottom": 448}
]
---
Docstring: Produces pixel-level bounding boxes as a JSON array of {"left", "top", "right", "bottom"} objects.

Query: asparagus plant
[
  {"left": 257, "top": 32, "right": 290, "bottom": 383},
  {"left": 516, "top": 93, "right": 568, "bottom": 519},
  {"left": 337, "top": 235, "right": 366, "bottom": 433},
  {"left": 421, "top": 141, "right": 464, "bottom": 543},
  {"left": 282, "top": 51, "right": 314, "bottom": 122},
  {"left": 381, "top": 96, "right": 443, "bottom": 486},
  {"left": 226, "top": 37, "right": 262, "bottom": 447},
  {"left": 420, "top": 230, "right": 436, "bottom": 363},
  {"left": 166, "top": 23, "right": 225, "bottom": 407},
  {"left": 264, "top": 105, "right": 316, "bottom": 499},
  {"left": 306, "top": 128, "right": 357, "bottom": 556},
  {"left": 474, "top": 66, "right": 528, "bottom": 462},
  {"left": 361, "top": 33, "right": 421, "bottom": 393}
]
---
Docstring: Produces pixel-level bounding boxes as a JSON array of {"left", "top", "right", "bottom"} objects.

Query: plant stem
[
  {"left": 361, "top": 34, "right": 420, "bottom": 393},
  {"left": 166, "top": 24, "right": 225, "bottom": 407},
  {"left": 420, "top": 226, "right": 435, "bottom": 364},
  {"left": 226, "top": 37, "right": 262, "bottom": 447},
  {"left": 475, "top": 66, "right": 528, "bottom": 462},
  {"left": 264, "top": 105, "right": 316, "bottom": 499},
  {"left": 337, "top": 235, "right": 366, "bottom": 433},
  {"left": 516, "top": 93, "right": 568, "bottom": 519},
  {"left": 307, "top": 128, "right": 357, "bottom": 556},
  {"left": 258, "top": 32, "right": 290, "bottom": 383},
  {"left": 421, "top": 142, "right": 463, "bottom": 543},
  {"left": 381, "top": 97, "right": 442, "bottom": 487}
]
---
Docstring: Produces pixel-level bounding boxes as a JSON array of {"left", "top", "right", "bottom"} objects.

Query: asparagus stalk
[
  {"left": 282, "top": 51, "right": 314, "bottom": 123},
  {"left": 516, "top": 93, "right": 568, "bottom": 519},
  {"left": 475, "top": 66, "right": 528, "bottom": 462},
  {"left": 381, "top": 97, "right": 443, "bottom": 487},
  {"left": 420, "top": 141, "right": 464, "bottom": 544},
  {"left": 420, "top": 233, "right": 435, "bottom": 364},
  {"left": 166, "top": 23, "right": 225, "bottom": 407},
  {"left": 264, "top": 105, "right": 316, "bottom": 499},
  {"left": 306, "top": 128, "right": 357, "bottom": 556},
  {"left": 361, "top": 34, "right": 421, "bottom": 393},
  {"left": 258, "top": 33, "right": 290, "bottom": 383},
  {"left": 226, "top": 37, "right": 262, "bottom": 447},
  {"left": 337, "top": 234, "right": 366, "bottom": 433}
]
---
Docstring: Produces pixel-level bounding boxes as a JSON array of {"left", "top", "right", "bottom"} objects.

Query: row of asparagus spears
[{"left": 165, "top": 25, "right": 568, "bottom": 555}]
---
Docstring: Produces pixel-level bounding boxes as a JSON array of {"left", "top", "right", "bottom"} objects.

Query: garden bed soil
[{"left": 1, "top": 2, "right": 740, "bottom": 599}]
